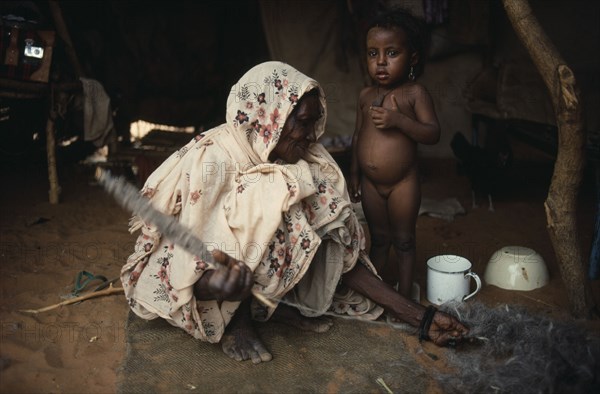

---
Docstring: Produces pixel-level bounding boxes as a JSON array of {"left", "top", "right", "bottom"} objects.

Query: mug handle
[{"left": 462, "top": 272, "right": 482, "bottom": 301}]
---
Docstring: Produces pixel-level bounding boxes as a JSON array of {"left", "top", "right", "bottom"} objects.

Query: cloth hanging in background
[
  {"left": 79, "top": 77, "right": 114, "bottom": 147},
  {"left": 259, "top": 0, "right": 364, "bottom": 143},
  {"left": 423, "top": 0, "right": 448, "bottom": 25}
]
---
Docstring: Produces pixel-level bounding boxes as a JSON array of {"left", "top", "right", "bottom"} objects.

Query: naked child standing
[{"left": 349, "top": 9, "right": 440, "bottom": 299}]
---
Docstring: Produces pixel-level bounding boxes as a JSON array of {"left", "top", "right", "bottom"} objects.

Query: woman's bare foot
[
  {"left": 270, "top": 304, "right": 334, "bottom": 333},
  {"left": 221, "top": 300, "right": 272, "bottom": 364}
]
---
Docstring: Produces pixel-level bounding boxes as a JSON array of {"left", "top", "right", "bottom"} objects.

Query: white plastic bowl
[{"left": 484, "top": 246, "right": 549, "bottom": 291}]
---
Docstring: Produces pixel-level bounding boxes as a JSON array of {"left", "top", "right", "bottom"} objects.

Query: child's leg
[
  {"left": 360, "top": 176, "right": 392, "bottom": 283},
  {"left": 387, "top": 175, "right": 421, "bottom": 298}
]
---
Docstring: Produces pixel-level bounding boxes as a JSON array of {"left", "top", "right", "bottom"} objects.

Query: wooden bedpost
[
  {"left": 45, "top": 86, "right": 60, "bottom": 204},
  {"left": 502, "top": 0, "right": 594, "bottom": 318},
  {"left": 43, "top": 0, "right": 85, "bottom": 203}
]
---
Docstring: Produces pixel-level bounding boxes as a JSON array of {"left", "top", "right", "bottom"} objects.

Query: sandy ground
[{"left": 0, "top": 138, "right": 598, "bottom": 393}]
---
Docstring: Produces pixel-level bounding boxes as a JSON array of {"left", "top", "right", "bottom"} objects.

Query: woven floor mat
[{"left": 118, "top": 311, "right": 429, "bottom": 393}]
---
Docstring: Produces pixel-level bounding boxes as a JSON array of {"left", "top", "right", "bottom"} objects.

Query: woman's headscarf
[{"left": 225, "top": 61, "right": 326, "bottom": 164}]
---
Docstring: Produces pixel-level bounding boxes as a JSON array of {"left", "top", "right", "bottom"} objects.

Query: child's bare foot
[{"left": 271, "top": 304, "right": 334, "bottom": 333}]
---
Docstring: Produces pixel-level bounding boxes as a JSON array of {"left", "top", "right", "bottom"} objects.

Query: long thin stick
[
  {"left": 96, "top": 168, "right": 214, "bottom": 263},
  {"left": 95, "top": 168, "right": 275, "bottom": 309},
  {"left": 517, "top": 292, "right": 557, "bottom": 309},
  {"left": 376, "top": 378, "right": 394, "bottom": 394},
  {"left": 20, "top": 284, "right": 124, "bottom": 314}
]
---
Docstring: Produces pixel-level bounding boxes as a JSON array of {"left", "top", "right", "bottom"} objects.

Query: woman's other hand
[{"left": 428, "top": 310, "right": 470, "bottom": 347}]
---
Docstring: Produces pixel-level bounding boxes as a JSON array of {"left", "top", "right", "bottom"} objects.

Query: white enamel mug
[{"left": 427, "top": 255, "right": 482, "bottom": 305}]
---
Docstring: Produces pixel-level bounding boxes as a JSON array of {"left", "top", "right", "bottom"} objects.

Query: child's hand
[
  {"left": 349, "top": 173, "right": 361, "bottom": 203},
  {"left": 369, "top": 94, "right": 402, "bottom": 129}
]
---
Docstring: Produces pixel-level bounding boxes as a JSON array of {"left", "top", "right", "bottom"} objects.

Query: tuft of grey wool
[{"left": 436, "top": 301, "right": 600, "bottom": 394}]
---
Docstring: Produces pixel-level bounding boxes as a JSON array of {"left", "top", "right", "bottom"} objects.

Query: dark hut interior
[{"left": 0, "top": 1, "right": 599, "bottom": 393}]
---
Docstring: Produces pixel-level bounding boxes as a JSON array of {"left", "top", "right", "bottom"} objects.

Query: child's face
[{"left": 366, "top": 26, "right": 417, "bottom": 87}]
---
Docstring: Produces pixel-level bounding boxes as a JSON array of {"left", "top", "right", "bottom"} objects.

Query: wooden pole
[
  {"left": 45, "top": 0, "right": 86, "bottom": 204},
  {"left": 45, "top": 86, "right": 61, "bottom": 204},
  {"left": 502, "top": 0, "right": 593, "bottom": 318}
]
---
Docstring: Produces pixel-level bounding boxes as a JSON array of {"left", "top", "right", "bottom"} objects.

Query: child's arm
[
  {"left": 349, "top": 91, "right": 366, "bottom": 202},
  {"left": 370, "top": 85, "right": 440, "bottom": 145}
]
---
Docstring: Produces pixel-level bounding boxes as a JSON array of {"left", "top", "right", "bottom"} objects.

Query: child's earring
[{"left": 408, "top": 66, "right": 416, "bottom": 81}]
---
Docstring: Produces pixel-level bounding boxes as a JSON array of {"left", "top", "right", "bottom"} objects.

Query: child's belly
[{"left": 357, "top": 128, "right": 417, "bottom": 185}]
